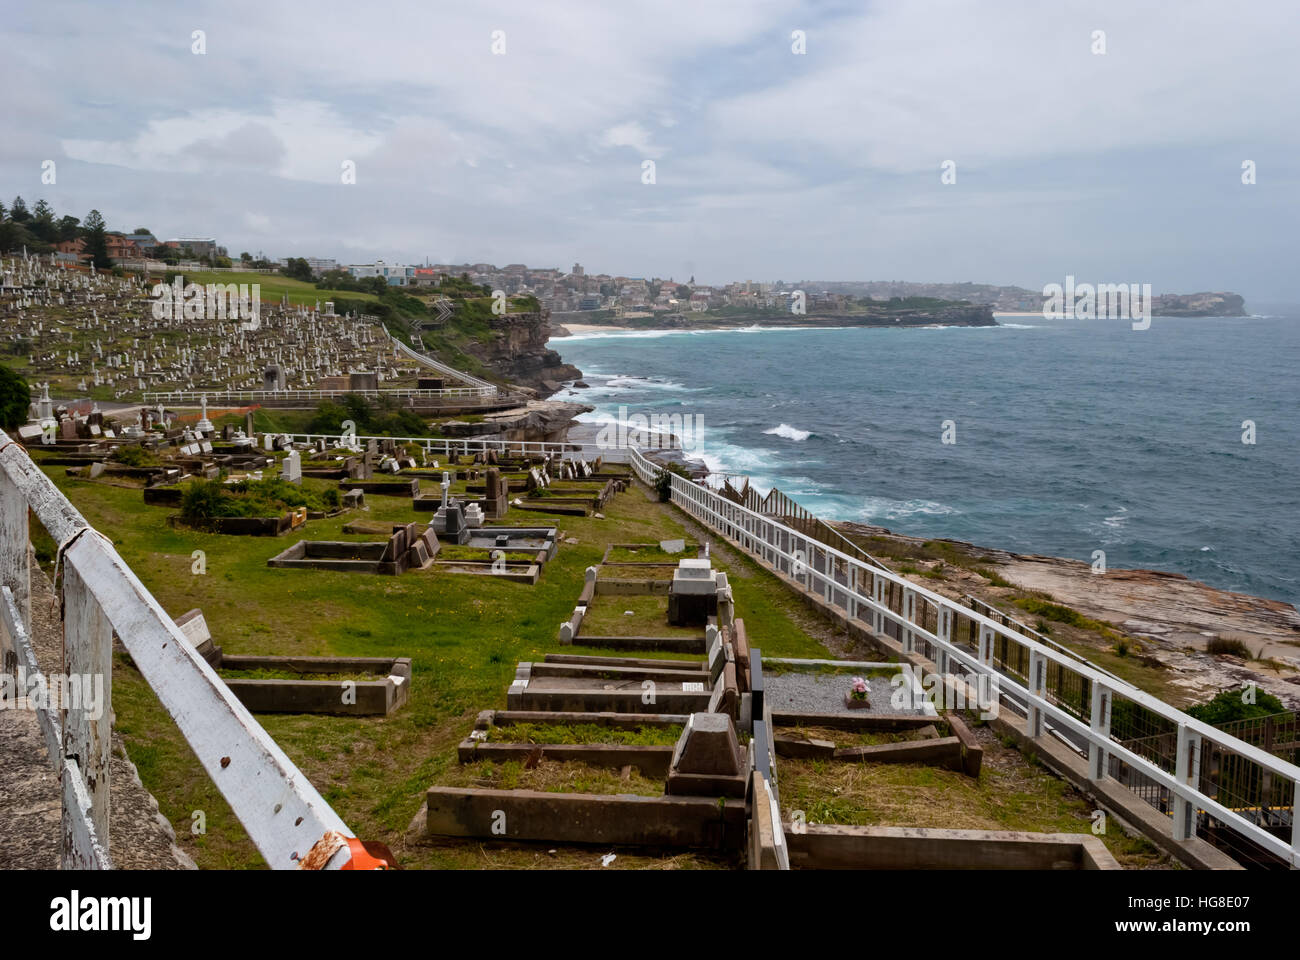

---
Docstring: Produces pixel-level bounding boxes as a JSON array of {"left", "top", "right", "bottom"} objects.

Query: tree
[
  {"left": 0, "top": 365, "right": 31, "bottom": 431},
  {"left": 56, "top": 215, "right": 81, "bottom": 242},
  {"left": 133, "top": 227, "right": 152, "bottom": 236},
  {"left": 83, "top": 209, "right": 113, "bottom": 269},
  {"left": 239, "top": 251, "right": 252, "bottom": 263},
  {"left": 0, "top": 200, "right": 7, "bottom": 222},
  {"left": 30, "top": 200, "right": 56, "bottom": 243},
  {"left": 280, "top": 257, "right": 314, "bottom": 282},
  {"left": 9, "top": 196, "right": 29, "bottom": 222}
]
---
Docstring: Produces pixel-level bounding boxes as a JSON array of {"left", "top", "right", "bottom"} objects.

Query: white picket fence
[
  {"left": 0, "top": 430, "right": 354, "bottom": 869},
  {"left": 628, "top": 448, "right": 1300, "bottom": 868}
]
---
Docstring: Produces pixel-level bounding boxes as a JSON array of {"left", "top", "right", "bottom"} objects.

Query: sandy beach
[{"left": 556, "top": 323, "right": 634, "bottom": 335}]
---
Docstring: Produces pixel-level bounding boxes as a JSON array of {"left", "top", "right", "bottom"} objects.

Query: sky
[{"left": 3, "top": 0, "right": 1298, "bottom": 298}]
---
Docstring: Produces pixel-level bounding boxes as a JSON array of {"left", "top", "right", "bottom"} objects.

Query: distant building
[
  {"left": 347, "top": 260, "right": 415, "bottom": 286},
  {"left": 105, "top": 234, "right": 142, "bottom": 260},
  {"left": 279, "top": 256, "right": 338, "bottom": 275},
  {"left": 55, "top": 238, "right": 87, "bottom": 259},
  {"left": 166, "top": 238, "right": 219, "bottom": 258}
]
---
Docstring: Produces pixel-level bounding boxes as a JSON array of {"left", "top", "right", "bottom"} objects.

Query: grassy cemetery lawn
[
  {"left": 48, "top": 467, "right": 835, "bottom": 869},
  {"left": 181, "top": 271, "right": 380, "bottom": 308},
  {"left": 777, "top": 733, "right": 1169, "bottom": 868},
  {"left": 578, "top": 594, "right": 702, "bottom": 639}
]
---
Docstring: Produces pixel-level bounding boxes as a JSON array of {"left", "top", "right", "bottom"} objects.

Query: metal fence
[
  {"left": 629, "top": 449, "right": 1300, "bottom": 868},
  {"left": 0, "top": 430, "right": 355, "bottom": 869}
]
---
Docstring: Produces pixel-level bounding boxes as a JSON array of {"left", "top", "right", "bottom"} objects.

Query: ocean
[{"left": 551, "top": 312, "right": 1300, "bottom": 607}]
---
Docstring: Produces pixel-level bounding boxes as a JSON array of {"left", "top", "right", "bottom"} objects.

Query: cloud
[{"left": 2, "top": 0, "right": 1296, "bottom": 297}]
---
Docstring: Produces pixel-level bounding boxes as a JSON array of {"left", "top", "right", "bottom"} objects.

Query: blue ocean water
[{"left": 552, "top": 313, "right": 1300, "bottom": 607}]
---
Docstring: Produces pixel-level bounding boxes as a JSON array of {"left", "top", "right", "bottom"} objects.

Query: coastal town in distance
[{"left": 1, "top": 0, "right": 1295, "bottom": 943}]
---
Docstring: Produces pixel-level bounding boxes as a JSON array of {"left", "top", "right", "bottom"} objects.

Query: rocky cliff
[
  {"left": 1152, "top": 292, "right": 1247, "bottom": 317},
  {"left": 462, "top": 311, "right": 581, "bottom": 396}
]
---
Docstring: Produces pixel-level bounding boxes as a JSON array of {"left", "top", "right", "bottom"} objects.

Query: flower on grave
[{"left": 849, "top": 676, "right": 870, "bottom": 701}]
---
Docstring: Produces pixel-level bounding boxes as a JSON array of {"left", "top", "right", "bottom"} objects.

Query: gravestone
[
  {"left": 668, "top": 558, "right": 720, "bottom": 626},
  {"left": 281, "top": 449, "right": 302, "bottom": 484},
  {"left": 669, "top": 713, "right": 743, "bottom": 777}
]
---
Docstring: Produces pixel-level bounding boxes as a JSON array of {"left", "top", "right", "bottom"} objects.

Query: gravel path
[{"left": 766, "top": 671, "right": 926, "bottom": 716}]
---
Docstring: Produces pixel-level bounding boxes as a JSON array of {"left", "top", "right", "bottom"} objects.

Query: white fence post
[
  {"left": 0, "top": 468, "right": 30, "bottom": 665},
  {"left": 902, "top": 588, "right": 916, "bottom": 654},
  {"left": 978, "top": 624, "right": 994, "bottom": 666},
  {"left": 936, "top": 607, "right": 952, "bottom": 674},
  {"left": 1173, "top": 723, "right": 1201, "bottom": 841},
  {"left": 1026, "top": 649, "right": 1044, "bottom": 739},
  {"left": 1089, "top": 683, "right": 1112, "bottom": 782},
  {"left": 62, "top": 561, "right": 113, "bottom": 864}
]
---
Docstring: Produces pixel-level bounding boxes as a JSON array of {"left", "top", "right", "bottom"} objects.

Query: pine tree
[{"left": 83, "top": 209, "right": 113, "bottom": 269}]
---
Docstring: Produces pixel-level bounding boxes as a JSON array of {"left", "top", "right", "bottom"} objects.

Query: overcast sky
[{"left": 3, "top": 0, "right": 1297, "bottom": 298}]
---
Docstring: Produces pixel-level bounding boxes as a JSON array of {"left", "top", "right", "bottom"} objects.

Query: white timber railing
[
  {"left": 144, "top": 386, "right": 499, "bottom": 404},
  {"left": 629, "top": 448, "right": 1300, "bottom": 868},
  {"left": 0, "top": 430, "right": 354, "bottom": 869},
  {"left": 277, "top": 432, "right": 635, "bottom": 465},
  {"left": 381, "top": 323, "right": 502, "bottom": 392}
]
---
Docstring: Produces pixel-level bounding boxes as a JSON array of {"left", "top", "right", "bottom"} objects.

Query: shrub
[
  {"left": 179, "top": 477, "right": 335, "bottom": 527},
  {"left": 653, "top": 462, "right": 690, "bottom": 502},
  {"left": 112, "top": 444, "right": 155, "bottom": 467},
  {"left": 1206, "top": 636, "right": 1251, "bottom": 659},
  {"left": 1186, "top": 688, "right": 1286, "bottom": 726},
  {"left": 179, "top": 478, "right": 229, "bottom": 525}
]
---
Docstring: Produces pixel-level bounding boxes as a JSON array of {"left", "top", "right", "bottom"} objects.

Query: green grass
[
  {"left": 440, "top": 759, "right": 663, "bottom": 796},
  {"left": 778, "top": 745, "right": 1167, "bottom": 868},
  {"left": 605, "top": 544, "right": 697, "bottom": 563},
  {"left": 579, "top": 594, "right": 701, "bottom": 639},
  {"left": 486, "top": 722, "right": 683, "bottom": 746},
  {"left": 182, "top": 271, "right": 379, "bottom": 307},
  {"left": 52, "top": 471, "right": 837, "bottom": 868},
  {"left": 219, "top": 668, "right": 384, "bottom": 682}
]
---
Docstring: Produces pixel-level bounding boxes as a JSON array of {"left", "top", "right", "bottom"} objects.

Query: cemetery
[{"left": 0, "top": 253, "right": 502, "bottom": 404}]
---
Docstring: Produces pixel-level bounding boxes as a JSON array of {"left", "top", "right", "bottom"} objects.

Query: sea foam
[{"left": 764, "top": 423, "right": 811, "bottom": 442}]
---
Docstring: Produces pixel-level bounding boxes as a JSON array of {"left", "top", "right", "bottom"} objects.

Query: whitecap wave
[
  {"left": 857, "top": 497, "right": 958, "bottom": 522},
  {"left": 763, "top": 423, "right": 811, "bottom": 442}
]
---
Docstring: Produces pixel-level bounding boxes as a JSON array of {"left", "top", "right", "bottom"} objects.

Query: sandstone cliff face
[
  {"left": 438, "top": 399, "right": 593, "bottom": 443},
  {"left": 463, "top": 311, "right": 580, "bottom": 395}
]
